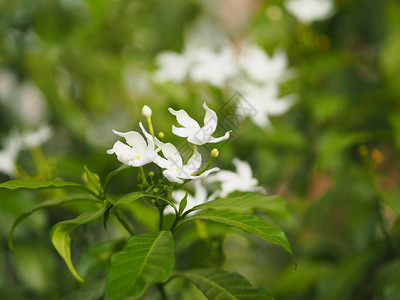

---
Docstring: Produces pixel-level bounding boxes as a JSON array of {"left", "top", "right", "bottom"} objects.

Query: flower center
[{"left": 136, "top": 155, "right": 140, "bottom": 160}]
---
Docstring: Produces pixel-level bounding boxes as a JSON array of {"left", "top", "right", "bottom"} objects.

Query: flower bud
[
  {"left": 142, "top": 105, "right": 152, "bottom": 117},
  {"left": 158, "top": 132, "right": 164, "bottom": 139},
  {"left": 211, "top": 148, "right": 219, "bottom": 158}
]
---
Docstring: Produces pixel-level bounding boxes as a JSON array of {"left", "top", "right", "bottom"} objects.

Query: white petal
[
  {"left": 157, "top": 141, "right": 183, "bottom": 168},
  {"left": 232, "top": 158, "right": 253, "bottom": 179},
  {"left": 206, "top": 131, "right": 231, "bottom": 144},
  {"left": 168, "top": 107, "right": 200, "bottom": 130},
  {"left": 153, "top": 154, "right": 170, "bottom": 169},
  {"left": 172, "top": 125, "right": 193, "bottom": 138},
  {"left": 184, "top": 147, "right": 202, "bottom": 174},
  {"left": 195, "top": 167, "right": 220, "bottom": 180},
  {"left": 163, "top": 169, "right": 184, "bottom": 183},
  {"left": 139, "top": 122, "right": 155, "bottom": 151},
  {"left": 202, "top": 103, "right": 218, "bottom": 136},
  {"left": 112, "top": 130, "right": 147, "bottom": 154},
  {"left": 107, "top": 141, "right": 136, "bottom": 166}
]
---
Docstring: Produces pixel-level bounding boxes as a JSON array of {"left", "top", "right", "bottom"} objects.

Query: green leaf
[
  {"left": 50, "top": 203, "right": 109, "bottom": 282},
  {"left": 0, "top": 180, "right": 87, "bottom": 191},
  {"left": 106, "top": 231, "right": 175, "bottom": 300},
  {"left": 191, "top": 193, "right": 290, "bottom": 219},
  {"left": 179, "top": 268, "right": 274, "bottom": 300},
  {"left": 179, "top": 192, "right": 188, "bottom": 215},
  {"left": 84, "top": 165, "right": 102, "bottom": 195},
  {"left": 9, "top": 194, "right": 101, "bottom": 249},
  {"left": 179, "top": 210, "right": 294, "bottom": 259}
]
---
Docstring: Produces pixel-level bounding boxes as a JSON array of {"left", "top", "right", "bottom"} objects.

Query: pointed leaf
[
  {"left": 106, "top": 231, "right": 175, "bottom": 300},
  {"left": 179, "top": 268, "right": 274, "bottom": 300},
  {"left": 50, "top": 203, "right": 109, "bottom": 282},
  {"left": 0, "top": 180, "right": 87, "bottom": 191},
  {"left": 179, "top": 210, "right": 294, "bottom": 259},
  {"left": 179, "top": 192, "right": 188, "bottom": 215},
  {"left": 9, "top": 194, "right": 101, "bottom": 249},
  {"left": 192, "top": 193, "right": 290, "bottom": 219},
  {"left": 84, "top": 165, "right": 102, "bottom": 195}
]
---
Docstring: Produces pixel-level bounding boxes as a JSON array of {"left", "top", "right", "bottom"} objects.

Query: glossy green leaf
[
  {"left": 179, "top": 192, "right": 188, "bottom": 215},
  {"left": 9, "top": 194, "right": 101, "bottom": 249},
  {"left": 50, "top": 203, "right": 109, "bottom": 282},
  {"left": 0, "top": 180, "right": 87, "bottom": 191},
  {"left": 179, "top": 210, "right": 294, "bottom": 258},
  {"left": 84, "top": 165, "right": 102, "bottom": 195},
  {"left": 106, "top": 231, "right": 175, "bottom": 300},
  {"left": 179, "top": 268, "right": 274, "bottom": 300},
  {"left": 191, "top": 193, "right": 289, "bottom": 218}
]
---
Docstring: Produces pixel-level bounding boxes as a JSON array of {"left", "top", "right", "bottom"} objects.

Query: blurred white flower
[
  {"left": 154, "top": 51, "right": 195, "bottom": 83},
  {"left": 207, "top": 158, "right": 265, "bottom": 197},
  {"left": 107, "top": 122, "right": 157, "bottom": 167},
  {"left": 15, "top": 83, "right": 48, "bottom": 127},
  {"left": 285, "top": 0, "right": 335, "bottom": 24},
  {"left": 238, "top": 44, "right": 291, "bottom": 84},
  {"left": 0, "top": 132, "right": 21, "bottom": 176},
  {"left": 169, "top": 103, "right": 230, "bottom": 145},
  {"left": 239, "top": 83, "right": 293, "bottom": 127},
  {"left": 153, "top": 141, "right": 219, "bottom": 183},
  {"left": 19, "top": 125, "right": 53, "bottom": 149},
  {"left": 0, "top": 70, "right": 16, "bottom": 100},
  {"left": 190, "top": 46, "right": 238, "bottom": 87},
  {"left": 165, "top": 180, "right": 208, "bottom": 214}
]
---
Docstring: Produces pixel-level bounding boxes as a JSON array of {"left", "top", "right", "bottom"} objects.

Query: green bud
[
  {"left": 153, "top": 188, "right": 159, "bottom": 193},
  {"left": 158, "top": 132, "right": 165, "bottom": 139},
  {"left": 148, "top": 171, "right": 155, "bottom": 177},
  {"left": 211, "top": 148, "right": 219, "bottom": 158}
]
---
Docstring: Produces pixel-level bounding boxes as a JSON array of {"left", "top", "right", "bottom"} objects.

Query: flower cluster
[
  {"left": 107, "top": 103, "right": 230, "bottom": 184},
  {"left": 154, "top": 38, "right": 294, "bottom": 128}
]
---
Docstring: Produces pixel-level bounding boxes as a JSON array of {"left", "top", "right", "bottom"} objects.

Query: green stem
[
  {"left": 114, "top": 209, "right": 136, "bottom": 235},
  {"left": 145, "top": 116, "right": 155, "bottom": 137},
  {"left": 196, "top": 156, "right": 216, "bottom": 176},
  {"left": 139, "top": 166, "right": 149, "bottom": 186}
]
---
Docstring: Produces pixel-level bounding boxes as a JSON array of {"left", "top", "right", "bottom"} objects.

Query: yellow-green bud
[
  {"left": 153, "top": 188, "right": 159, "bottom": 193},
  {"left": 148, "top": 171, "right": 155, "bottom": 177},
  {"left": 158, "top": 132, "right": 165, "bottom": 139},
  {"left": 211, "top": 148, "right": 219, "bottom": 158}
]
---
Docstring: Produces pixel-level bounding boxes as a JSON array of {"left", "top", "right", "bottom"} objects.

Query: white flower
[
  {"left": 154, "top": 51, "right": 195, "bottom": 83},
  {"left": 0, "top": 70, "right": 16, "bottom": 101},
  {"left": 153, "top": 140, "right": 219, "bottom": 183},
  {"left": 239, "top": 82, "right": 293, "bottom": 127},
  {"left": 207, "top": 158, "right": 265, "bottom": 197},
  {"left": 165, "top": 180, "right": 208, "bottom": 214},
  {"left": 107, "top": 122, "right": 157, "bottom": 167},
  {"left": 189, "top": 46, "right": 238, "bottom": 87},
  {"left": 285, "top": 0, "right": 335, "bottom": 24},
  {"left": 0, "top": 132, "right": 21, "bottom": 176},
  {"left": 19, "top": 125, "right": 53, "bottom": 149},
  {"left": 141, "top": 105, "right": 152, "bottom": 117},
  {"left": 238, "top": 44, "right": 291, "bottom": 84},
  {"left": 169, "top": 102, "right": 230, "bottom": 145}
]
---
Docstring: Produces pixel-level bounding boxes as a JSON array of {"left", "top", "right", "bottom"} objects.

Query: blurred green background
[{"left": 1, "top": 0, "right": 400, "bottom": 299}]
